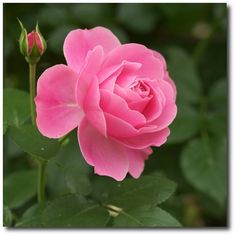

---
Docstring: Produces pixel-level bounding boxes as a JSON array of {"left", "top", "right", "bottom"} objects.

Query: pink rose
[{"left": 35, "top": 27, "right": 177, "bottom": 181}]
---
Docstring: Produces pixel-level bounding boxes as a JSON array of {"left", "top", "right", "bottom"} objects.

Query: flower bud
[{"left": 18, "top": 19, "right": 47, "bottom": 64}]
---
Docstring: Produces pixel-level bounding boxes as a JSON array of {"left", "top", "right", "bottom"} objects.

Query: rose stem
[
  {"left": 29, "top": 62, "right": 46, "bottom": 203},
  {"left": 29, "top": 63, "right": 36, "bottom": 125}
]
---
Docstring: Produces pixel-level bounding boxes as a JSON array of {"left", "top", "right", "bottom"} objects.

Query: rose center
[{"left": 130, "top": 80, "right": 150, "bottom": 98}]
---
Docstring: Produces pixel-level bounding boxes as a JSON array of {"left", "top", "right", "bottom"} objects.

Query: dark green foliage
[
  {"left": 8, "top": 124, "right": 61, "bottom": 160},
  {"left": 4, "top": 170, "right": 37, "bottom": 209},
  {"left": 3, "top": 3, "right": 227, "bottom": 227}
]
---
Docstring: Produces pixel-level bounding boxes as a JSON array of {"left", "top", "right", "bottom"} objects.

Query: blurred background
[{"left": 3, "top": 3, "right": 227, "bottom": 227}]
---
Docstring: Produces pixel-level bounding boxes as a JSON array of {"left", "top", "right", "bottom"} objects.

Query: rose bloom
[{"left": 35, "top": 27, "right": 177, "bottom": 181}]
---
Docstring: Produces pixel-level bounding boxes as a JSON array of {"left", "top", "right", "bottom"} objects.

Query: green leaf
[
  {"left": 206, "top": 112, "right": 227, "bottom": 137},
  {"left": 65, "top": 166, "right": 92, "bottom": 196},
  {"left": 15, "top": 204, "right": 45, "bottom": 227},
  {"left": 47, "top": 136, "right": 92, "bottom": 197},
  {"left": 181, "top": 136, "right": 227, "bottom": 207},
  {"left": 167, "top": 47, "right": 202, "bottom": 103},
  {"left": 8, "top": 124, "right": 60, "bottom": 160},
  {"left": 3, "top": 205, "right": 13, "bottom": 227},
  {"left": 208, "top": 78, "right": 227, "bottom": 110},
  {"left": 3, "top": 88, "right": 30, "bottom": 132},
  {"left": 16, "top": 194, "right": 110, "bottom": 227},
  {"left": 4, "top": 170, "right": 37, "bottom": 209},
  {"left": 99, "top": 174, "right": 176, "bottom": 210},
  {"left": 114, "top": 205, "right": 181, "bottom": 227},
  {"left": 167, "top": 103, "right": 200, "bottom": 144},
  {"left": 198, "top": 192, "right": 226, "bottom": 220},
  {"left": 117, "top": 3, "right": 158, "bottom": 34}
]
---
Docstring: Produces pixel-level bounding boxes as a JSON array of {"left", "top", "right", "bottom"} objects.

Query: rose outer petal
[
  {"left": 78, "top": 118, "right": 129, "bottom": 181},
  {"left": 78, "top": 118, "right": 151, "bottom": 180},
  {"left": 99, "top": 43, "right": 165, "bottom": 83},
  {"left": 116, "top": 128, "right": 171, "bottom": 149},
  {"left": 152, "top": 50, "right": 177, "bottom": 99},
  {"left": 128, "top": 148, "right": 151, "bottom": 179},
  {"left": 63, "top": 26, "right": 121, "bottom": 73},
  {"left": 35, "top": 64, "right": 83, "bottom": 138},
  {"left": 76, "top": 46, "right": 107, "bottom": 136}
]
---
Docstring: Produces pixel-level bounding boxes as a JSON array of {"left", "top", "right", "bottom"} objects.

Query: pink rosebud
[
  {"left": 27, "top": 31, "right": 44, "bottom": 55},
  {"left": 18, "top": 19, "right": 47, "bottom": 64},
  {"left": 35, "top": 27, "right": 177, "bottom": 181}
]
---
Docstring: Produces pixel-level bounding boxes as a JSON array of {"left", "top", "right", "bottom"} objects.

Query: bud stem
[
  {"left": 29, "top": 63, "right": 36, "bottom": 125},
  {"left": 37, "top": 159, "right": 46, "bottom": 203},
  {"left": 29, "top": 63, "right": 47, "bottom": 203}
]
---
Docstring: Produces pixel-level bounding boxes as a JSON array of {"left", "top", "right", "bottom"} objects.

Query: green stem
[
  {"left": 37, "top": 159, "right": 46, "bottom": 203},
  {"left": 28, "top": 63, "right": 47, "bottom": 203},
  {"left": 29, "top": 63, "right": 37, "bottom": 125}
]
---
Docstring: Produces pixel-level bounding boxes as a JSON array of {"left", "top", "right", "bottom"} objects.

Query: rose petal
[
  {"left": 151, "top": 104, "right": 177, "bottom": 130},
  {"left": 76, "top": 46, "right": 104, "bottom": 106},
  {"left": 84, "top": 75, "right": 107, "bottom": 136},
  {"left": 35, "top": 64, "right": 82, "bottom": 138},
  {"left": 152, "top": 50, "right": 167, "bottom": 70},
  {"left": 157, "top": 79, "right": 176, "bottom": 105},
  {"left": 128, "top": 96, "right": 152, "bottom": 113},
  {"left": 99, "top": 43, "right": 165, "bottom": 83},
  {"left": 116, "top": 128, "right": 170, "bottom": 149},
  {"left": 100, "top": 61, "right": 141, "bottom": 91},
  {"left": 141, "top": 80, "right": 165, "bottom": 122},
  {"left": 104, "top": 112, "right": 159, "bottom": 138},
  {"left": 152, "top": 50, "right": 177, "bottom": 99},
  {"left": 104, "top": 113, "right": 138, "bottom": 137},
  {"left": 76, "top": 46, "right": 106, "bottom": 136},
  {"left": 64, "top": 27, "right": 121, "bottom": 73},
  {"left": 100, "top": 89, "right": 146, "bottom": 127},
  {"left": 78, "top": 118, "right": 129, "bottom": 181},
  {"left": 114, "top": 84, "right": 141, "bottom": 103},
  {"left": 128, "top": 148, "right": 151, "bottom": 178},
  {"left": 164, "top": 71, "right": 177, "bottom": 101}
]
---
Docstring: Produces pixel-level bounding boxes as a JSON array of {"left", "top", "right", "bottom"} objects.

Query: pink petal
[
  {"left": 99, "top": 43, "right": 164, "bottom": 82},
  {"left": 76, "top": 46, "right": 106, "bottom": 136},
  {"left": 115, "top": 62, "right": 141, "bottom": 88},
  {"left": 104, "top": 113, "right": 138, "bottom": 137},
  {"left": 99, "top": 61, "right": 141, "bottom": 91},
  {"left": 152, "top": 50, "right": 167, "bottom": 70},
  {"left": 147, "top": 79, "right": 177, "bottom": 129},
  {"left": 157, "top": 79, "right": 176, "bottom": 105},
  {"left": 78, "top": 118, "right": 129, "bottom": 181},
  {"left": 128, "top": 148, "right": 151, "bottom": 178},
  {"left": 151, "top": 104, "right": 177, "bottom": 130},
  {"left": 116, "top": 128, "right": 171, "bottom": 149},
  {"left": 76, "top": 46, "right": 104, "bottom": 107},
  {"left": 114, "top": 84, "right": 141, "bottom": 103},
  {"left": 35, "top": 65, "right": 82, "bottom": 138},
  {"left": 104, "top": 112, "right": 158, "bottom": 138},
  {"left": 84, "top": 75, "right": 107, "bottom": 137},
  {"left": 141, "top": 80, "right": 165, "bottom": 122},
  {"left": 100, "top": 89, "right": 146, "bottom": 127},
  {"left": 153, "top": 50, "right": 177, "bottom": 99},
  {"left": 28, "top": 31, "right": 43, "bottom": 54},
  {"left": 128, "top": 96, "right": 152, "bottom": 113},
  {"left": 63, "top": 27, "right": 121, "bottom": 73},
  {"left": 164, "top": 71, "right": 177, "bottom": 101}
]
